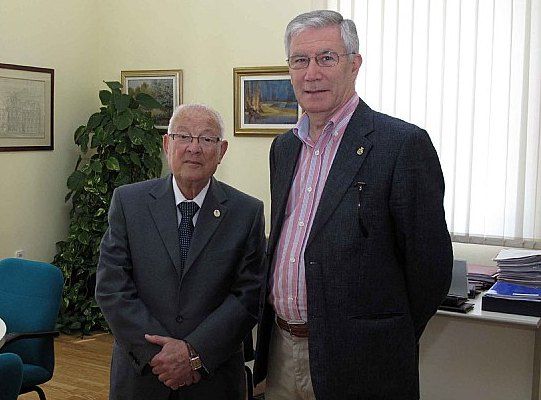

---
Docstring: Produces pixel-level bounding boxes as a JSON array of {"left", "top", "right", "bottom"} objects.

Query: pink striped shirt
[{"left": 269, "top": 94, "right": 360, "bottom": 322}]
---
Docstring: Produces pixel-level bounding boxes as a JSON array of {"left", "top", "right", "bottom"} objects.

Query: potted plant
[{"left": 53, "top": 81, "right": 163, "bottom": 334}]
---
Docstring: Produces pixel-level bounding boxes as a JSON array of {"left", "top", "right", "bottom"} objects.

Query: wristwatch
[
  {"left": 186, "top": 342, "right": 203, "bottom": 371},
  {"left": 185, "top": 341, "right": 209, "bottom": 378}
]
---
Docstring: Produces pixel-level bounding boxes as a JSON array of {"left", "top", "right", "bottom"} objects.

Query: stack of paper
[
  {"left": 467, "top": 263, "right": 498, "bottom": 291},
  {"left": 494, "top": 248, "right": 541, "bottom": 288}
]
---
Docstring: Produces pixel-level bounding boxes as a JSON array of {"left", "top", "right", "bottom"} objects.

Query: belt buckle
[{"left": 286, "top": 322, "right": 293, "bottom": 335}]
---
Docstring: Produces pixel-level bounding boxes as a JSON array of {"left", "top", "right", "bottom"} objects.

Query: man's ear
[
  {"left": 218, "top": 140, "right": 228, "bottom": 164},
  {"left": 352, "top": 53, "right": 362, "bottom": 74},
  {"left": 162, "top": 134, "right": 169, "bottom": 155}
]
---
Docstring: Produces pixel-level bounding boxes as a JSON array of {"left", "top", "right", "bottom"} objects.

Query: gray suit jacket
[
  {"left": 96, "top": 176, "right": 266, "bottom": 400},
  {"left": 254, "top": 99, "right": 453, "bottom": 399}
]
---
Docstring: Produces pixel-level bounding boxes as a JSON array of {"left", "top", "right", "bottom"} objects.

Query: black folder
[{"left": 481, "top": 295, "right": 541, "bottom": 317}]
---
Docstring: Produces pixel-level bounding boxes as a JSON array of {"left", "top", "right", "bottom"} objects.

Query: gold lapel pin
[
  {"left": 357, "top": 147, "right": 364, "bottom": 156},
  {"left": 213, "top": 209, "right": 221, "bottom": 218}
]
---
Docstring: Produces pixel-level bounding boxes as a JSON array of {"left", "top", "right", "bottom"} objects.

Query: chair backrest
[
  {"left": 0, "top": 258, "right": 64, "bottom": 375},
  {"left": 0, "top": 352, "right": 24, "bottom": 400}
]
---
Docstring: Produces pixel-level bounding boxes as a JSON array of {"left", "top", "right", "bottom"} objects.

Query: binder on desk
[
  {"left": 481, "top": 281, "right": 541, "bottom": 317},
  {"left": 438, "top": 260, "right": 474, "bottom": 313}
]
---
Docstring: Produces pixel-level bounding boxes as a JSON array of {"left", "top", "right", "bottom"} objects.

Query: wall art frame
[
  {"left": 121, "top": 69, "right": 183, "bottom": 130},
  {"left": 233, "top": 66, "right": 300, "bottom": 136},
  {"left": 0, "top": 63, "right": 54, "bottom": 151}
]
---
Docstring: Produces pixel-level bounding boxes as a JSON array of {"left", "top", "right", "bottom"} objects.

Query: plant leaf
[
  {"left": 115, "top": 142, "right": 128, "bottom": 154},
  {"left": 90, "top": 126, "right": 105, "bottom": 148},
  {"left": 128, "top": 126, "right": 144, "bottom": 145},
  {"left": 87, "top": 112, "right": 103, "bottom": 131},
  {"left": 136, "top": 92, "right": 163, "bottom": 109},
  {"left": 113, "top": 110, "right": 133, "bottom": 130},
  {"left": 67, "top": 170, "right": 86, "bottom": 191},
  {"left": 99, "top": 90, "right": 112, "bottom": 105},
  {"left": 114, "top": 93, "right": 131, "bottom": 113},
  {"left": 74, "top": 125, "right": 86, "bottom": 144},
  {"left": 105, "top": 156, "right": 120, "bottom": 171},
  {"left": 104, "top": 81, "right": 122, "bottom": 91},
  {"left": 90, "top": 160, "right": 102, "bottom": 173},
  {"left": 129, "top": 152, "right": 141, "bottom": 166}
]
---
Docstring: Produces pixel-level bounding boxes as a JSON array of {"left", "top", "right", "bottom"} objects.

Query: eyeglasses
[
  {"left": 168, "top": 133, "right": 221, "bottom": 147},
  {"left": 287, "top": 51, "right": 355, "bottom": 70}
]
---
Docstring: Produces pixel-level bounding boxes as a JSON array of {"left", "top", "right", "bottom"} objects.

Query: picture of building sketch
[
  {"left": 0, "top": 63, "right": 54, "bottom": 151},
  {"left": 0, "top": 78, "right": 45, "bottom": 139}
]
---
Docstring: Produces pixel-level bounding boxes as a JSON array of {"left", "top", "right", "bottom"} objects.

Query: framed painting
[
  {"left": 121, "top": 69, "right": 183, "bottom": 130},
  {"left": 233, "top": 66, "right": 301, "bottom": 136},
  {"left": 0, "top": 63, "right": 54, "bottom": 151}
]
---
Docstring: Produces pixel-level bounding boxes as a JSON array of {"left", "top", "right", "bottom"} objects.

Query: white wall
[
  {"left": 0, "top": 0, "right": 100, "bottom": 261},
  {"left": 0, "top": 0, "right": 503, "bottom": 266},
  {"left": 0, "top": 0, "right": 313, "bottom": 261},
  {"left": 97, "top": 0, "right": 312, "bottom": 216}
]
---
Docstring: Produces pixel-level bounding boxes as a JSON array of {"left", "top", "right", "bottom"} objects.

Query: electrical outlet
[{"left": 15, "top": 250, "right": 24, "bottom": 258}]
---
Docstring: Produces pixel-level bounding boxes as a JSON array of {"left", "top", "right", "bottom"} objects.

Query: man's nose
[
  {"left": 304, "top": 59, "right": 322, "bottom": 81},
  {"left": 186, "top": 138, "right": 202, "bottom": 152}
]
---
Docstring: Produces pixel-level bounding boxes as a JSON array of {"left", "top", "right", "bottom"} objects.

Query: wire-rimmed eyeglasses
[
  {"left": 287, "top": 51, "right": 356, "bottom": 70},
  {"left": 168, "top": 133, "right": 221, "bottom": 147}
]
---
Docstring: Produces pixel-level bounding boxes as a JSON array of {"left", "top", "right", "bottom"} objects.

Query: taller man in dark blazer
[
  {"left": 96, "top": 104, "right": 266, "bottom": 400},
  {"left": 254, "top": 10, "right": 453, "bottom": 400}
]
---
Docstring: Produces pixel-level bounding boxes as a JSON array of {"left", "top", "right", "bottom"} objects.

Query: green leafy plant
[{"left": 53, "top": 81, "right": 163, "bottom": 334}]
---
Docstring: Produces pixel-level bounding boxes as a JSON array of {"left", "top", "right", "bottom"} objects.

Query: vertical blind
[{"left": 324, "top": 0, "right": 541, "bottom": 248}]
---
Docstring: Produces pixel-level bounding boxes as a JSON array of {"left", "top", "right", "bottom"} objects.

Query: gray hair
[
  {"left": 167, "top": 103, "right": 225, "bottom": 138},
  {"left": 284, "top": 10, "right": 359, "bottom": 57}
]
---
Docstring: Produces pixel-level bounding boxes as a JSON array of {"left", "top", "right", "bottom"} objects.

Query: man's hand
[{"left": 145, "top": 334, "right": 201, "bottom": 389}]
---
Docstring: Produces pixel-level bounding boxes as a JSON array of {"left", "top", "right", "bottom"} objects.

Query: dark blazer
[
  {"left": 96, "top": 176, "right": 266, "bottom": 400},
  {"left": 254, "top": 99, "right": 453, "bottom": 400}
]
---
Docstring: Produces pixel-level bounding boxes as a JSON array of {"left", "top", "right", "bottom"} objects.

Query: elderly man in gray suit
[
  {"left": 253, "top": 10, "right": 453, "bottom": 400},
  {"left": 96, "top": 104, "right": 266, "bottom": 400}
]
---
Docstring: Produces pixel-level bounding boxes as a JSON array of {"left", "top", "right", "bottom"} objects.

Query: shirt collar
[
  {"left": 293, "top": 93, "right": 359, "bottom": 144},
  {"left": 171, "top": 175, "right": 210, "bottom": 209}
]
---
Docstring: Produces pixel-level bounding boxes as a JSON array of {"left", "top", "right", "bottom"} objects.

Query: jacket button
[{"left": 176, "top": 315, "right": 183, "bottom": 323}]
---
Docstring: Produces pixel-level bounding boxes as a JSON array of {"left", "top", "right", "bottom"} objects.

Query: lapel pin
[
  {"left": 357, "top": 147, "right": 364, "bottom": 156},
  {"left": 213, "top": 209, "right": 221, "bottom": 218}
]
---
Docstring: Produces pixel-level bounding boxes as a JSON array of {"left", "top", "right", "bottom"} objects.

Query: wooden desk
[
  {"left": 0, "top": 317, "right": 6, "bottom": 349},
  {"left": 420, "top": 294, "right": 541, "bottom": 400}
]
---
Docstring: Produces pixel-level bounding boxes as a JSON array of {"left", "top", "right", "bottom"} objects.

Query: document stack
[
  {"left": 467, "top": 263, "right": 498, "bottom": 291},
  {"left": 494, "top": 248, "right": 541, "bottom": 287},
  {"left": 481, "top": 249, "right": 541, "bottom": 317}
]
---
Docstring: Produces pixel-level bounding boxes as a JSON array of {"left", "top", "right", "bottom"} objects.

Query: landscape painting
[
  {"left": 234, "top": 67, "right": 301, "bottom": 136},
  {"left": 121, "top": 70, "right": 182, "bottom": 130}
]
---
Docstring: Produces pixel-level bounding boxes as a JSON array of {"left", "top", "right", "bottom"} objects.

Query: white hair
[
  {"left": 284, "top": 10, "right": 359, "bottom": 57},
  {"left": 167, "top": 104, "right": 225, "bottom": 138}
]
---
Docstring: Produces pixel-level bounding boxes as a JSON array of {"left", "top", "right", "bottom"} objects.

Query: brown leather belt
[{"left": 276, "top": 316, "right": 309, "bottom": 338}]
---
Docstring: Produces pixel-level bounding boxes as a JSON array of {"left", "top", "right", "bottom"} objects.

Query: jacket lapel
[
  {"left": 148, "top": 176, "right": 183, "bottom": 277},
  {"left": 269, "top": 133, "right": 302, "bottom": 253},
  {"left": 182, "top": 177, "right": 228, "bottom": 280},
  {"left": 306, "top": 100, "right": 374, "bottom": 247}
]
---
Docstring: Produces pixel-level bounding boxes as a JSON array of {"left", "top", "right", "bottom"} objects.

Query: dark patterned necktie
[{"left": 178, "top": 201, "right": 200, "bottom": 273}]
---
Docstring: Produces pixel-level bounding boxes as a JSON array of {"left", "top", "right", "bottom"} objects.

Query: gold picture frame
[
  {"left": 121, "top": 69, "right": 183, "bottom": 130},
  {"left": 233, "top": 66, "right": 301, "bottom": 136},
  {"left": 0, "top": 63, "right": 54, "bottom": 151}
]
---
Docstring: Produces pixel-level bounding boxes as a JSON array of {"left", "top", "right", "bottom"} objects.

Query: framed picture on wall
[
  {"left": 121, "top": 69, "right": 183, "bottom": 130},
  {"left": 233, "top": 66, "right": 301, "bottom": 136},
  {"left": 0, "top": 63, "right": 54, "bottom": 152}
]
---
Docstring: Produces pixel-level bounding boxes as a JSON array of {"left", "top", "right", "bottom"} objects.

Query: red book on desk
[{"left": 468, "top": 263, "right": 498, "bottom": 290}]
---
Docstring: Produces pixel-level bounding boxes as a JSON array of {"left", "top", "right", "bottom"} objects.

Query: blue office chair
[
  {"left": 0, "top": 352, "right": 24, "bottom": 400},
  {"left": 0, "top": 258, "right": 64, "bottom": 400}
]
